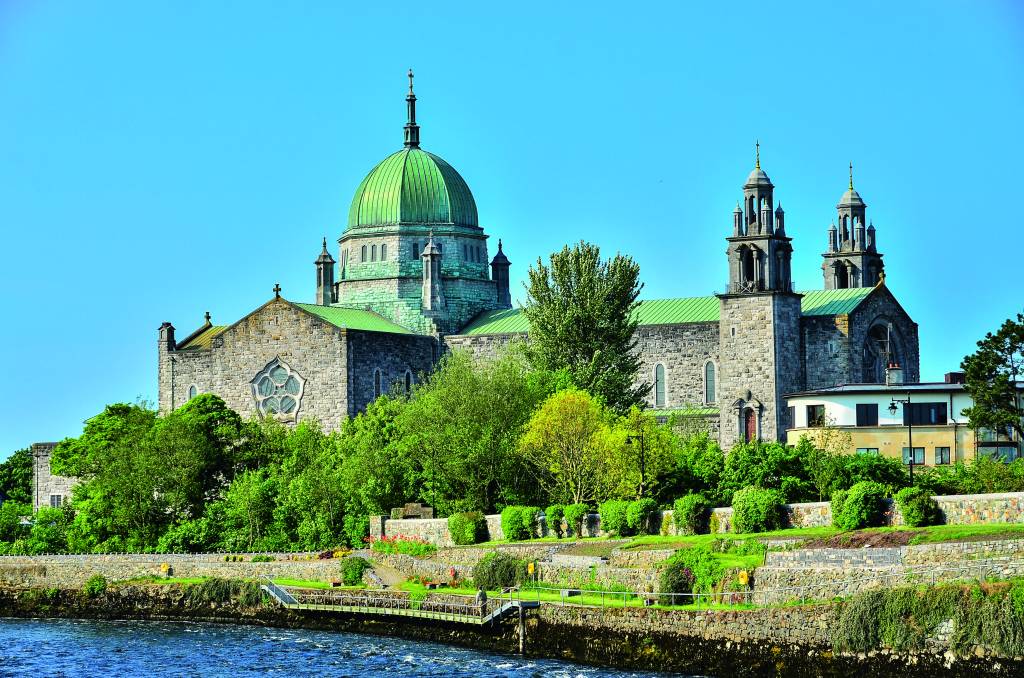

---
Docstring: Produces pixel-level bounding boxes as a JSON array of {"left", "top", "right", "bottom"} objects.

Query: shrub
[
  {"left": 472, "top": 552, "right": 527, "bottom": 590},
  {"left": 544, "top": 505, "right": 565, "bottom": 538},
  {"left": 251, "top": 555, "right": 275, "bottom": 563},
  {"left": 659, "top": 545, "right": 722, "bottom": 604},
  {"left": 658, "top": 559, "right": 695, "bottom": 605},
  {"left": 673, "top": 494, "right": 709, "bottom": 535},
  {"left": 626, "top": 498, "right": 658, "bottom": 535},
  {"left": 520, "top": 506, "right": 542, "bottom": 539},
  {"left": 564, "top": 503, "right": 589, "bottom": 538},
  {"left": 832, "top": 481, "right": 887, "bottom": 530},
  {"left": 340, "top": 556, "right": 371, "bottom": 586},
  {"left": 895, "top": 486, "right": 942, "bottom": 527},
  {"left": 598, "top": 500, "right": 631, "bottom": 536},
  {"left": 500, "top": 506, "right": 530, "bottom": 541},
  {"left": 82, "top": 574, "right": 107, "bottom": 598},
  {"left": 368, "top": 535, "right": 437, "bottom": 557},
  {"left": 731, "top": 487, "right": 785, "bottom": 534},
  {"left": 448, "top": 511, "right": 487, "bottom": 546}
]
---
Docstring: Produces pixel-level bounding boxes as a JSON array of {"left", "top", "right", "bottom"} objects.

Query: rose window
[{"left": 251, "top": 357, "right": 305, "bottom": 419}]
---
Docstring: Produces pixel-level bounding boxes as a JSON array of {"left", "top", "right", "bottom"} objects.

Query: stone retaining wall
[{"left": 0, "top": 553, "right": 344, "bottom": 589}]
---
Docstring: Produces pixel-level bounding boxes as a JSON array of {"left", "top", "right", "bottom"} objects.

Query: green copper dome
[{"left": 346, "top": 147, "right": 479, "bottom": 230}]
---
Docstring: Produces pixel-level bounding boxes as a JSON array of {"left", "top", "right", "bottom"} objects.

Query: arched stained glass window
[
  {"left": 371, "top": 244, "right": 377, "bottom": 262},
  {"left": 361, "top": 245, "right": 367, "bottom": 262},
  {"left": 188, "top": 384, "right": 198, "bottom": 400},
  {"left": 704, "top": 362, "right": 716, "bottom": 405},
  {"left": 381, "top": 244, "right": 387, "bottom": 260},
  {"left": 654, "top": 364, "right": 666, "bottom": 408}
]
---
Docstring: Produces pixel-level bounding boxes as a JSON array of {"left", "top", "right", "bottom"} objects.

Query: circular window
[{"left": 251, "top": 357, "right": 305, "bottom": 420}]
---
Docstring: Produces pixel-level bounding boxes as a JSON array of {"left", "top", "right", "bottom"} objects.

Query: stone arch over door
[{"left": 732, "top": 396, "right": 763, "bottom": 443}]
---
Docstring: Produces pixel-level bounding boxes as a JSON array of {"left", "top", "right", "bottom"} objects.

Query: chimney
[
  {"left": 944, "top": 371, "right": 966, "bottom": 385},
  {"left": 885, "top": 363, "right": 904, "bottom": 386}
]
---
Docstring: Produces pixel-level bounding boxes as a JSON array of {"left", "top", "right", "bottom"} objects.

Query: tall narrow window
[
  {"left": 188, "top": 384, "right": 198, "bottom": 400},
  {"left": 373, "top": 369, "right": 382, "bottom": 398},
  {"left": 463, "top": 244, "right": 469, "bottom": 259},
  {"left": 371, "top": 244, "right": 377, "bottom": 262},
  {"left": 704, "top": 362, "right": 716, "bottom": 404},
  {"left": 405, "top": 371, "right": 412, "bottom": 394},
  {"left": 361, "top": 245, "right": 367, "bottom": 262},
  {"left": 412, "top": 243, "right": 419, "bottom": 259},
  {"left": 381, "top": 244, "right": 387, "bottom": 260},
  {"left": 654, "top": 364, "right": 666, "bottom": 408}
]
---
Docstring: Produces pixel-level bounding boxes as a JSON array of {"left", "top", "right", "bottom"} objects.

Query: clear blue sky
[{"left": 2, "top": 1, "right": 1022, "bottom": 458}]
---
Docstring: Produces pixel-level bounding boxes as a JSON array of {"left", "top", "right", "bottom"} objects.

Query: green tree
[
  {"left": 0, "top": 500, "right": 31, "bottom": 543},
  {"left": 395, "top": 348, "right": 553, "bottom": 514},
  {"left": 0, "top": 448, "right": 32, "bottom": 505},
  {"left": 523, "top": 241, "right": 647, "bottom": 412},
  {"left": 962, "top": 313, "right": 1024, "bottom": 443},
  {"left": 519, "top": 389, "right": 616, "bottom": 504},
  {"left": 609, "top": 407, "right": 679, "bottom": 499}
]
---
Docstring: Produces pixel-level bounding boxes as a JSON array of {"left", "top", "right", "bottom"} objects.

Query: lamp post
[
  {"left": 625, "top": 430, "right": 647, "bottom": 498},
  {"left": 889, "top": 394, "right": 914, "bottom": 482}
]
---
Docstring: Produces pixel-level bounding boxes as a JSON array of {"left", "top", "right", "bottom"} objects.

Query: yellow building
[{"left": 785, "top": 372, "right": 1022, "bottom": 466}]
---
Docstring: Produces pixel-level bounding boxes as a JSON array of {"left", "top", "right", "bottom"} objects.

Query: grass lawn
[
  {"left": 906, "top": 523, "right": 1024, "bottom": 544},
  {"left": 273, "top": 578, "right": 349, "bottom": 589}
]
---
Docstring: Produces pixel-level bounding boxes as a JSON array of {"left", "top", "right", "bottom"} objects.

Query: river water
[{"left": 0, "top": 618, "right": 681, "bottom": 677}]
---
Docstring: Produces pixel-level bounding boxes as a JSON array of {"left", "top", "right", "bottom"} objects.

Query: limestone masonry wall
[{"left": 374, "top": 492, "right": 1024, "bottom": 545}]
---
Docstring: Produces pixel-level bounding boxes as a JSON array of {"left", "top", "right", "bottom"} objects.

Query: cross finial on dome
[
  {"left": 404, "top": 69, "right": 420, "bottom": 148},
  {"left": 755, "top": 140, "right": 760, "bottom": 169},
  {"left": 204, "top": 311, "right": 211, "bottom": 324},
  {"left": 849, "top": 161, "right": 854, "bottom": 190}
]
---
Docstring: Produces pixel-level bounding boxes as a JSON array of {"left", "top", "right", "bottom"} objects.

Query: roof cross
[
  {"left": 273, "top": 283, "right": 281, "bottom": 299},
  {"left": 755, "top": 140, "right": 760, "bottom": 169}
]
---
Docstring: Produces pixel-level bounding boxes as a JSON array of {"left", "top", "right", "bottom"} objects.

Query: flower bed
[{"left": 367, "top": 535, "right": 437, "bottom": 557}]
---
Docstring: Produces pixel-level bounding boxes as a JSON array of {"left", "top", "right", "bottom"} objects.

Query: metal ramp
[{"left": 261, "top": 578, "right": 535, "bottom": 626}]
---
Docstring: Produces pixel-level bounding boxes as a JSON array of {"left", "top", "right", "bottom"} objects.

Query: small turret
[
  {"left": 315, "top": 237, "right": 335, "bottom": 306},
  {"left": 421, "top": 231, "right": 446, "bottom": 312},
  {"left": 490, "top": 239, "right": 511, "bottom": 309},
  {"left": 867, "top": 222, "right": 876, "bottom": 251},
  {"left": 774, "top": 203, "right": 785, "bottom": 235},
  {"left": 827, "top": 223, "right": 838, "bottom": 252},
  {"left": 733, "top": 203, "right": 743, "bottom": 236}
]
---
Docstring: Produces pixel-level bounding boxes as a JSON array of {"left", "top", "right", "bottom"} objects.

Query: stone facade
[
  {"left": 31, "top": 443, "right": 76, "bottom": 512},
  {"left": 158, "top": 298, "right": 435, "bottom": 425},
  {"left": 635, "top": 323, "right": 719, "bottom": 410}
]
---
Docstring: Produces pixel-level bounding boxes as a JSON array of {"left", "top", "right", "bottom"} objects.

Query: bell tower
[
  {"left": 717, "top": 144, "right": 803, "bottom": 448},
  {"left": 822, "top": 163, "right": 885, "bottom": 289}
]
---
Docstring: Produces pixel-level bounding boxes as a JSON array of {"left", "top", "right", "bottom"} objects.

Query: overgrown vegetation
[
  {"left": 673, "top": 494, "right": 709, "bottom": 535},
  {"left": 368, "top": 535, "right": 436, "bottom": 557},
  {"left": 184, "top": 577, "right": 265, "bottom": 607},
  {"left": 471, "top": 552, "right": 527, "bottom": 590},
  {"left": 544, "top": 505, "right": 565, "bottom": 538},
  {"left": 339, "top": 556, "right": 371, "bottom": 586},
  {"left": 834, "top": 580, "right": 1024, "bottom": 657},
  {"left": 82, "top": 574, "right": 107, "bottom": 598}
]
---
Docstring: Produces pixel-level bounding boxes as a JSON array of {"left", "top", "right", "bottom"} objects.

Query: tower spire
[
  {"left": 849, "top": 161, "right": 854, "bottom": 190},
  {"left": 404, "top": 69, "right": 420, "bottom": 148},
  {"left": 755, "top": 140, "right": 760, "bottom": 169}
]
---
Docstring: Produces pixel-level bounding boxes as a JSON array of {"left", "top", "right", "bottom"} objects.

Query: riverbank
[{"left": 1, "top": 582, "right": 1020, "bottom": 677}]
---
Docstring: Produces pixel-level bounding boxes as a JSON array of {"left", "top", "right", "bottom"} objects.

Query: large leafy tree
[
  {"left": 523, "top": 241, "right": 647, "bottom": 412},
  {"left": 0, "top": 448, "right": 32, "bottom": 505},
  {"left": 519, "top": 388, "right": 617, "bottom": 504},
  {"left": 962, "top": 313, "right": 1024, "bottom": 442}
]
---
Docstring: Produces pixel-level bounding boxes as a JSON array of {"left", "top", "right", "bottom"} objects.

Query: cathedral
[{"left": 157, "top": 74, "right": 918, "bottom": 447}]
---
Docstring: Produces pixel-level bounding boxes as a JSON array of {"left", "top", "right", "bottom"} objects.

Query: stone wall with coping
[{"left": 374, "top": 492, "right": 1024, "bottom": 545}]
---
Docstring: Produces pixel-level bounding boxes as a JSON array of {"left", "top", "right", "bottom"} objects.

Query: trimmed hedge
[
  {"left": 564, "top": 503, "right": 589, "bottom": 538},
  {"left": 500, "top": 506, "right": 540, "bottom": 541},
  {"left": 895, "top": 487, "right": 942, "bottom": 527},
  {"left": 544, "top": 504, "right": 565, "bottom": 538},
  {"left": 731, "top": 487, "right": 785, "bottom": 534},
  {"left": 472, "top": 552, "right": 527, "bottom": 590},
  {"left": 832, "top": 481, "right": 887, "bottom": 530},
  {"left": 598, "top": 500, "right": 631, "bottom": 536},
  {"left": 521, "top": 506, "right": 541, "bottom": 539},
  {"left": 626, "top": 498, "right": 658, "bottom": 535},
  {"left": 673, "top": 494, "right": 709, "bottom": 535},
  {"left": 448, "top": 511, "right": 487, "bottom": 545}
]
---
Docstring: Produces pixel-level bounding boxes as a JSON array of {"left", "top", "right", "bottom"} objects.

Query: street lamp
[
  {"left": 625, "top": 430, "right": 647, "bottom": 498},
  {"left": 889, "top": 394, "right": 915, "bottom": 482}
]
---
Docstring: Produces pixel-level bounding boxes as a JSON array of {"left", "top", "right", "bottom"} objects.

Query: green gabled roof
[
  {"left": 346, "top": 147, "right": 478, "bottom": 230},
  {"left": 458, "top": 287, "right": 877, "bottom": 336},
  {"left": 177, "top": 325, "right": 227, "bottom": 350},
  {"left": 634, "top": 296, "right": 720, "bottom": 324},
  {"left": 799, "top": 287, "right": 873, "bottom": 316},
  {"left": 293, "top": 303, "right": 415, "bottom": 334}
]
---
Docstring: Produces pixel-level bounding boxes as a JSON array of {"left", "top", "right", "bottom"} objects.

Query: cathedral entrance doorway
[{"left": 743, "top": 408, "right": 757, "bottom": 443}]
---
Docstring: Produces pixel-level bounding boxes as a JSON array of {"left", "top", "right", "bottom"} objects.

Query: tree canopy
[
  {"left": 0, "top": 447, "right": 32, "bottom": 505},
  {"left": 962, "top": 312, "right": 1024, "bottom": 442},
  {"left": 523, "top": 241, "right": 647, "bottom": 412}
]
